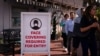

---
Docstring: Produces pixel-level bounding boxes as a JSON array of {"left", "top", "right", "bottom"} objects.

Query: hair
[
  {"left": 84, "top": 5, "right": 96, "bottom": 17},
  {"left": 64, "top": 14, "right": 69, "bottom": 17},
  {"left": 70, "top": 12, "right": 75, "bottom": 15}
]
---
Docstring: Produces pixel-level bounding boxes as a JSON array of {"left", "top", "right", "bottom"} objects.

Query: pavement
[{"left": 0, "top": 37, "right": 83, "bottom": 56}]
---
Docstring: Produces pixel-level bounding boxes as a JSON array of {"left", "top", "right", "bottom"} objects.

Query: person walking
[
  {"left": 80, "top": 5, "right": 100, "bottom": 56},
  {"left": 60, "top": 14, "right": 69, "bottom": 52},
  {"left": 65, "top": 12, "right": 75, "bottom": 55},
  {"left": 72, "top": 8, "right": 85, "bottom": 56}
]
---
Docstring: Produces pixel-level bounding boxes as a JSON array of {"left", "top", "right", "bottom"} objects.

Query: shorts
[{"left": 72, "top": 36, "right": 81, "bottom": 48}]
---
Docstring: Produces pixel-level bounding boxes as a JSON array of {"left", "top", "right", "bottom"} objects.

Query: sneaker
[{"left": 64, "top": 48, "right": 68, "bottom": 53}]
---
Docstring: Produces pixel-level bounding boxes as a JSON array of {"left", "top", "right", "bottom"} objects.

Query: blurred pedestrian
[
  {"left": 60, "top": 14, "right": 69, "bottom": 52},
  {"left": 72, "top": 8, "right": 84, "bottom": 56},
  {"left": 80, "top": 5, "right": 100, "bottom": 56},
  {"left": 65, "top": 12, "right": 75, "bottom": 55}
]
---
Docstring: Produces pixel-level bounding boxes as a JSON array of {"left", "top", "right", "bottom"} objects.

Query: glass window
[{"left": 11, "top": 7, "right": 28, "bottom": 28}]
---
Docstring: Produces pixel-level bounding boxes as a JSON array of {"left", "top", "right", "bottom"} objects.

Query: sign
[{"left": 21, "top": 12, "right": 51, "bottom": 56}]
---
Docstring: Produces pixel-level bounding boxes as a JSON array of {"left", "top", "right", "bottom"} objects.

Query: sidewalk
[
  {"left": 50, "top": 38, "right": 82, "bottom": 56},
  {"left": 0, "top": 37, "right": 82, "bottom": 56},
  {"left": 22, "top": 38, "right": 73, "bottom": 56},
  {"left": 22, "top": 38, "right": 82, "bottom": 56}
]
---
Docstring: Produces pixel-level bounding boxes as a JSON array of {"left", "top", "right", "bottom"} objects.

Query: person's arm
[
  {"left": 80, "top": 16, "right": 91, "bottom": 32},
  {"left": 80, "top": 15, "right": 98, "bottom": 32},
  {"left": 80, "top": 22, "right": 98, "bottom": 32},
  {"left": 80, "top": 25, "right": 91, "bottom": 32},
  {"left": 65, "top": 21, "right": 68, "bottom": 35}
]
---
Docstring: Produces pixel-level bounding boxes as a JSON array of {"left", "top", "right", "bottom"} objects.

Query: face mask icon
[{"left": 30, "top": 18, "right": 42, "bottom": 30}]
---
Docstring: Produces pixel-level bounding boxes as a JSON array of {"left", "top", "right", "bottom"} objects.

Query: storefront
[
  {"left": 0, "top": 0, "right": 84, "bottom": 31},
  {"left": 0, "top": 0, "right": 51, "bottom": 31}
]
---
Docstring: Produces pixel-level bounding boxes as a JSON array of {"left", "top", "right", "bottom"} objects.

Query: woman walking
[{"left": 80, "top": 5, "right": 100, "bottom": 56}]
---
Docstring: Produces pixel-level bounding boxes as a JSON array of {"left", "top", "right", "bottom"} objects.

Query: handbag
[{"left": 73, "top": 23, "right": 90, "bottom": 37}]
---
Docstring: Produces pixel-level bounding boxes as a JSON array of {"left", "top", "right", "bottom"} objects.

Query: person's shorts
[{"left": 73, "top": 36, "right": 81, "bottom": 48}]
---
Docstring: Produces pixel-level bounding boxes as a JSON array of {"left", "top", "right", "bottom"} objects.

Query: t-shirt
[{"left": 80, "top": 15, "right": 97, "bottom": 38}]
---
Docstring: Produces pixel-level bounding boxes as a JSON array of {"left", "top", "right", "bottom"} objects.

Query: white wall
[{"left": 0, "top": 0, "right": 11, "bottom": 31}]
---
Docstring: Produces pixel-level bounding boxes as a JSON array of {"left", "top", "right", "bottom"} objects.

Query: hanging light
[
  {"left": 38, "top": 2, "right": 40, "bottom": 6},
  {"left": 43, "top": 3, "right": 45, "bottom": 7},
  {"left": 20, "top": 0, "right": 23, "bottom": 2},
  {"left": 96, "top": 0, "right": 98, "bottom": 2},
  {"left": 35, "top": 0, "right": 37, "bottom": 1},
  {"left": 41, "top": 3, "right": 43, "bottom": 7},
  {"left": 32, "top": 1, "right": 35, "bottom": 5},
  {"left": 27, "top": 0, "right": 30, "bottom": 4},
  {"left": 86, "top": 2, "right": 89, "bottom": 7},
  {"left": 36, "top": 2, "right": 38, "bottom": 6},
  {"left": 56, "top": 5, "right": 58, "bottom": 9},
  {"left": 42, "top": 3, "right": 45, "bottom": 7},
  {"left": 43, "top": 3, "right": 46, "bottom": 7},
  {"left": 23, "top": 0, "right": 26, "bottom": 4},
  {"left": 55, "top": 5, "right": 57, "bottom": 8},
  {"left": 45, "top": 3, "right": 47, "bottom": 7},
  {"left": 44, "top": 0, "right": 47, "bottom": 7},
  {"left": 29, "top": 0, "right": 32, "bottom": 4},
  {"left": 45, "top": 0, "right": 47, "bottom": 2},
  {"left": 99, "top": 0, "right": 100, "bottom": 3},
  {"left": 16, "top": 0, "right": 19, "bottom": 2}
]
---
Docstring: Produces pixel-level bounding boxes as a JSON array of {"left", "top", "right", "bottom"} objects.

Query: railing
[{"left": 1, "top": 29, "right": 20, "bottom": 56}]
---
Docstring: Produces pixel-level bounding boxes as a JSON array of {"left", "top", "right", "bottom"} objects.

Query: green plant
[
  {"left": 96, "top": 7, "right": 100, "bottom": 22},
  {"left": 96, "top": 7, "right": 100, "bottom": 41}
]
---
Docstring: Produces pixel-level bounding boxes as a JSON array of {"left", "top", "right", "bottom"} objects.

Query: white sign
[{"left": 21, "top": 12, "right": 51, "bottom": 56}]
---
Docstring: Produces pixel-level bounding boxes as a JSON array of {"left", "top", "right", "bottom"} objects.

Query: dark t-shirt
[{"left": 80, "top": 15, "right": 97, "bottom": 38}]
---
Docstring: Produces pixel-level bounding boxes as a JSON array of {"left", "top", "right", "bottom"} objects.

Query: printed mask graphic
[{"left": 30, "top": 18, "right": 42, "bottom": 30}]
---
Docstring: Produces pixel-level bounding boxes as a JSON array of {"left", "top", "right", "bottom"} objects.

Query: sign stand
[{"left": 21, "top": 12, "right": 51, "bottom": 56}]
